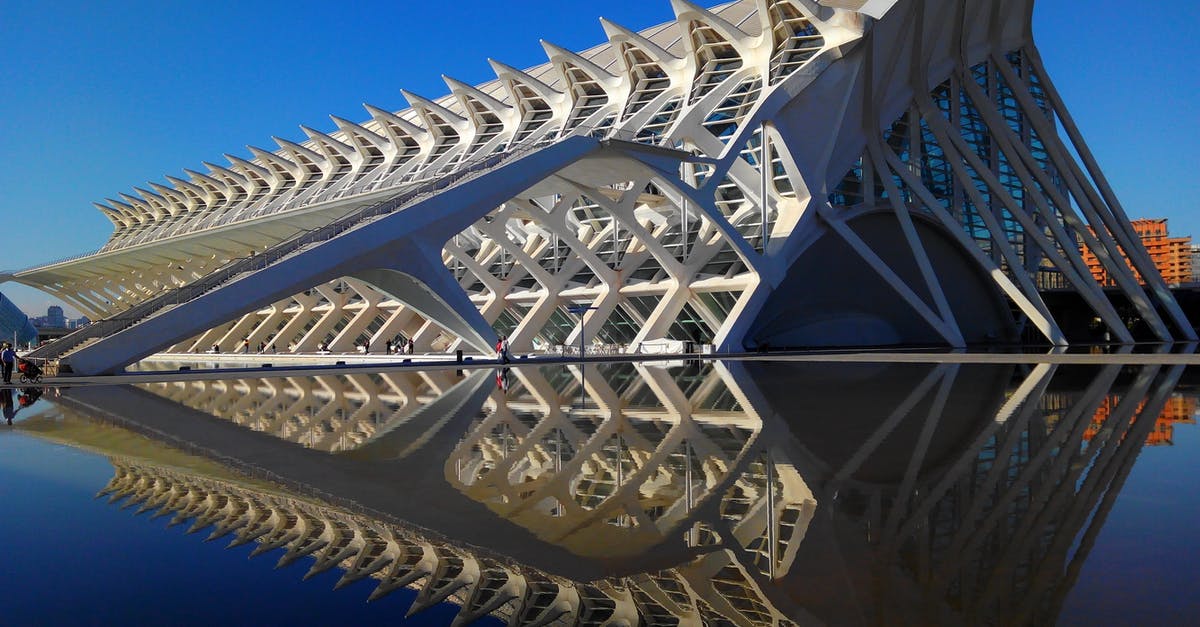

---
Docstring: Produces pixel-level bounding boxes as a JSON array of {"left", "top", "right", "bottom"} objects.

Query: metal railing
[{"left": 27, "top": 131, "right": 592, "bottom": 363}]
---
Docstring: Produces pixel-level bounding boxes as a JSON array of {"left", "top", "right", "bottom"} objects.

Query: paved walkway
[{"left": 5, "top": 345, "right": 1197, "bottom": 388}]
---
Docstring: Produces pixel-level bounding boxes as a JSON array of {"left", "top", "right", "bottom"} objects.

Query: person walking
[
  {"left": 501, "top": 335, "right": 510, "bottom": 364},
  {"left": 1, "top": 343, "right": 16, "bottom": 384},
  {"left": 406, "top": 338, "right": 414, "bottom": 355}
]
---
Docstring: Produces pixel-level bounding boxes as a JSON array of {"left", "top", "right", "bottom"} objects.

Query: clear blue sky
[{"left": 1, "top": 0, "right": 1196, "bottom": 317}]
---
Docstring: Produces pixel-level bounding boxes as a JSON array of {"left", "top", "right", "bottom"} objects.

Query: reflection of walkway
[{"left": 45, "top": 360, "right": 1188, "bottom": 625}]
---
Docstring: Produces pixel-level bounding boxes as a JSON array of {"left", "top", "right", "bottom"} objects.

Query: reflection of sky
[
  {"left": 0, "top": 433, "right": 481, "bottom": 626},
  {"left": 1060, "top": 417, "right": 1200, "bottom": 624}
]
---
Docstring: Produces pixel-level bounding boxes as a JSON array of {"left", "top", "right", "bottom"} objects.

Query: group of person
[
  {"left": 385, "top": 337, "right": 416, "bottom": 355},
  {"left": 204, "top": 336, "right": 417, "bottom": 355}
]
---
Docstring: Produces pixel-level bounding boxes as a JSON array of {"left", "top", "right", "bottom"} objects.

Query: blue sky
[{"left": 1, "top": 0, "right": 1196, "bottom": 317}]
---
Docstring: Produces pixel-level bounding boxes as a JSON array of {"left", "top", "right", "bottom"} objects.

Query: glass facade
[{"left": 0, "top": 292, "right": 38, "bottom": 348}]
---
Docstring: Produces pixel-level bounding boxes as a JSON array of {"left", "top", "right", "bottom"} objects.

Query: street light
[{"left": 565, "top": 303, "right": 597, "bottom": 359}]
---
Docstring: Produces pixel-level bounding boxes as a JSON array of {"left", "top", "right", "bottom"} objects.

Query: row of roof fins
[{"left": 93, "top": 0, "right": 849, "bottom": 226}]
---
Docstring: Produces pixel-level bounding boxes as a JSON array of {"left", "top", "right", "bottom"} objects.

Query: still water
[{"left": 1, "top": 358, "right": 1197, "bottom": 625}]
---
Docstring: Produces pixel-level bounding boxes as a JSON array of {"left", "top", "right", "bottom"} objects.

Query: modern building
[
  {"left": 0, "top": 292, "right": 38, "bottom": 348},
  {"left": 31, "top": 305, "right": 67, "bottom": 328},
  {"left": 4, "top": 0, "right": 1195, "bottom": 374},
  {"left": 1080, "top": 218, "right": 1193, "bottom": 287}
]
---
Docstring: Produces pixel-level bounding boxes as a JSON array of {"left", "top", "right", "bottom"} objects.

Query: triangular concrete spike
[
  {"left": 401, "top": 89, "right": 468, "bottom": 125},
  {"left": 300, "top": 125, "right": 353, "bottom": 154},
  {"left": 329, "top": 115, "right": 387, "bottom": 147},
  {"left": 271, "top": 136, "right": 325, "bottom": 162},
  {"left": 670, "top": 0, "right": 750, "bottom": 51},
  {"left": 362, "top": 103, "right": 428, "bottom": 138},
  {"left": 540, "top": 40, "right": 618, "bottom": 81},
  {"left": 443, "top": 75, "right": 512, "bottom": 112},
  {"left": 599, "top": 17, "right": 680, "bottom": 61},
  {"left": 487, "top": 59, "right": 562, "bottom": 98}
]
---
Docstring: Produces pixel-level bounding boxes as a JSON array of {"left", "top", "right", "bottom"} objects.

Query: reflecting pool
[{"left": 2, "top": 358, "right": 1198, "bottom": 625}]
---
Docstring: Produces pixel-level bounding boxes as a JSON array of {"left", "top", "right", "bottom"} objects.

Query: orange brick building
[
  {"left": 1082, "top": 394, "right": 1197, "bottom": 446},
  {"left": 1081, "top": 218, "right": 1193, "bottom": 286}
]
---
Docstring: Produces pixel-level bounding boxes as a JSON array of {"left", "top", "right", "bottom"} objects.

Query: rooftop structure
[{"left": 6, "top": 0, "right": 1194, "bottom": 375}]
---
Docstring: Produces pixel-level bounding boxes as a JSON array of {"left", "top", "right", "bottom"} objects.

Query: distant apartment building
[
  {"left": 1192, "top": 245, "right": 1200, "bottom": 283},
  {"left": 1081, "top": 218, "right": 1193, "bottom": 286},
  {"left": 31, "top": 305, "right": 88, "bottom": 329},
  {"left": 1084, "top": 394, "right": 1197, "bottom": 446}
]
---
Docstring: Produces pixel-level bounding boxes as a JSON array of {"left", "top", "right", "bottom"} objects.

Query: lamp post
[{"left": 565, "top": 303, "right": 597, "bottom": 359}]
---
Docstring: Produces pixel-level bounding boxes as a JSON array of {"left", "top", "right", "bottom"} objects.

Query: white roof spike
[
  {"left": 148, "top": 182, "right": 184, "bottom": 201},
  {"left": 670, "top": 0, "right": 752, "bottom": 50},
  {"left": 114, "top": 194, "right": 153, "bottom": 221},
  {"left": 133, "top": 186, "right": 165, "bottom": 204},
  {"left": 540, "top": 40, "right": 617, "bottom": 79},
  {"left": 271, "top": 136, "right": 326, "bottom": 164},
  {"left": 202, "top": 161, "right": 248, "bottom": 187},
  {"left": 118, "top": 192, "right": 152, "bottom": 211},
  {"left": 329, "top": 115, "right": 388, "bottom": 148},
  {"left": 599, "top": 17, "right": 681, "bottom": 62},
  {"left": 183, "top": 168, "right": 228, "bottom": 191},
  {"left": 224, "top": 153, "right": 271, "bottom": 177},
  {"left": 93, "top": 202, "right": 128, "bottom": 226},
  {"left": 487, "top": 59, "right": 563, "bottom": 99},
  {"left": 299, "top": 126, "right": 354, "bottom": 157},
  {"left": 362, "top": 103, "right": 428, "bottom": 139},
  {"left": 148, "top": 182, "right": 190, "bottom": 213},
  {"left": 247, "top": 145, "right": 301, "bottom": 176},
  {"left": 164, "top": 174, "right": 207, "bottom": 198},
  {"left": 442, "top": 75, "right": 512, "bottom": 112},
  {"left": 400, "top": 90, "right": 469, "bottom": 127}
]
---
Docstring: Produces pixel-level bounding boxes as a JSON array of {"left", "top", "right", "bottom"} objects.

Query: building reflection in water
[{"left": 33, "top": 359, "right": 1191, "bottom": 625}]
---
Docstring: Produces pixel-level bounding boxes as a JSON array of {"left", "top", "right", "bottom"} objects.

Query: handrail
[{"left": 26, "top": 130, "right": 601, "bottom": 363}]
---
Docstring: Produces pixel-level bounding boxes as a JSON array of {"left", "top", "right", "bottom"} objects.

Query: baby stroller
[{"left": 17, "top": 358, "right": 42, "bottom": 384}]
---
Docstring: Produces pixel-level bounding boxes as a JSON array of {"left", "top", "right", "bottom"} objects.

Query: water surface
[{"left": 1, "top": 358, "right": 1197, "bottom": 624}]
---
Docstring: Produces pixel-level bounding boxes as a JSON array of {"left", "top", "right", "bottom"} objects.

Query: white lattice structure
[{"left": 8, "top": 0, "right": 1193, "bottom": 374}]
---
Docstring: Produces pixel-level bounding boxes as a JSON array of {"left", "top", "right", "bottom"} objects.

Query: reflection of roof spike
[
  {"left": 487, "top": 59, "right": 563, "bottom": 100},
  {"left": 401, "top": 90, "right": 469, "bottom": 127},
  {"left": 540, "top": 40, "right": 618, "bottom": 81},
  {"left": 362, "top": 103, "right": 427, "bottom": 138},
  {"left": 599, "top": 17, "right": 681, "bottom": 62},
  {"left": 443, "top": 75, "right": 512, "bottom": 112}
]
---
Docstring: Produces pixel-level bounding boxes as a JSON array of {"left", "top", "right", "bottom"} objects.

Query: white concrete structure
[{"left": 8, "top": 0, "right": 1194, "bottom": 374}]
